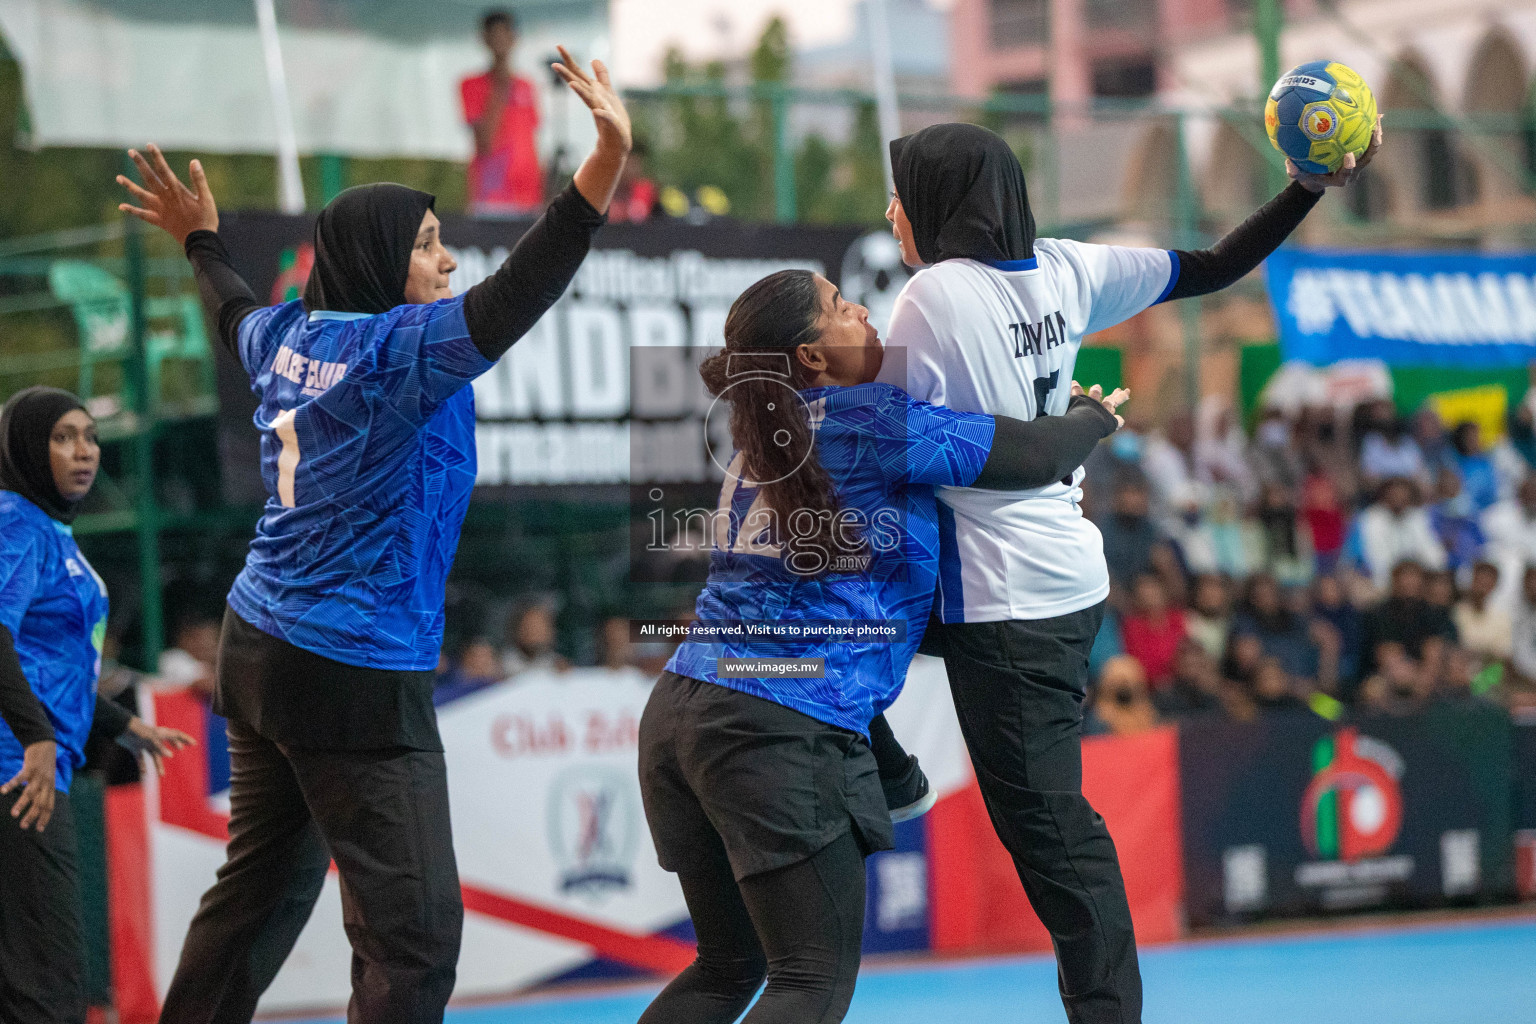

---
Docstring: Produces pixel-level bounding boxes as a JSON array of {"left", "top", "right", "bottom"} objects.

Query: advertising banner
[
  {"left": 1516, "top": 717, "right": 1536, "bottom": 899},
  {"left": 213, "top": 212, "right": 913, "bottom": 502},
  {"left": 1179, "top": 706, "right": 1516, "bottom": 927},
  {"left": 110, "top": 657, "right": 963, "bottom": 1017},
  {"left": 1265, "top": 248, "right": 1536, "bottom": 369}
]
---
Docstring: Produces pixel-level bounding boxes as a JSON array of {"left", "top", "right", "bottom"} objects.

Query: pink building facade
[{"left": 950, "top": 0, "right": 1235, "bottom": 104}]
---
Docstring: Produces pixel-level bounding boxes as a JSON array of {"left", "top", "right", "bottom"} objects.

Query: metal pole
[
  {"left": 771, "top": 85, "right": 797, "bottom": 223},
  {"left": 254, "top": 0, "right": 306, "bottom": 214},
  {"left": 867, "top": 0, "right": 901, "bottom": 198},
  {"left": 319, "top": 153, "right": 347, "bottom": 205},
  {"left": 1173, "top": 112, "right": 1202, "bottom": 411},
  {"left": 1254, "top": 0, "right": 1289, "bottom": 196},
  {"left": 123, "top": 208, "right": 164, "bottom": 670}
]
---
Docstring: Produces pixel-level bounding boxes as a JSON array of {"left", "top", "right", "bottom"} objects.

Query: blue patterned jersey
[
  {"left": 225, "top": 298, "right": 493, "bottom": 670},
  {"left": 667, "top": 382, "right": 994, "bottom": 734},
  {"left": 0, "top": 493, "right": 109, "bottom": 791}
]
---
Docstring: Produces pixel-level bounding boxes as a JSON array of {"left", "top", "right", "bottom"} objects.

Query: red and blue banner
[{"left": 107, "top": 659, "right": 1191, "bottom": 1018}]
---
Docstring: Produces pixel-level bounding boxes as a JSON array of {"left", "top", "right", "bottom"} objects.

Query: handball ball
[{"left": 1264, "top": 60, "right": 1377, "bottom": 174}]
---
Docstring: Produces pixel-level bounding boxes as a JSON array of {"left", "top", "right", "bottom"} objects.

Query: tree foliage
[{"left": 635, "top": 15, "right": 891, "bottom": 226}]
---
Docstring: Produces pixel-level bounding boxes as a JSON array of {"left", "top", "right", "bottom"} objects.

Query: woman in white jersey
[{"left": 878, "top": 120, "right": 1380, "bottom": 1024}]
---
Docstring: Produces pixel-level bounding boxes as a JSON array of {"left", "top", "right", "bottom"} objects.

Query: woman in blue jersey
[
  {"left": 115, "top": 50, "right": 630, "bottom": 1023},
  {"left": 879, "top": 120, "right": 1381, "bottom": 1024},
  {"left": 636, "top": 269, "right": 1127, "bottom": 1024},
  {"left": 0, "top": 386, "right": 194, "bottom": 1024}
]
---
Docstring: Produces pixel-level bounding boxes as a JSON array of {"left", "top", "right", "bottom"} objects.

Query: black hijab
[
  {"left": 889, "top": 123, "right": 1035, "bottom": 266},
  {"left": 303, "top": 183, "right": 437, "bottom": 314},
  {"left": 0, "top": 386, "right": 89, "bottom": 523}
]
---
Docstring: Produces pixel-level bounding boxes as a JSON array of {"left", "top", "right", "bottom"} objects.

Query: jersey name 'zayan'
[{"left": 879, "top": 240, "right": 1175, "bottom": 622}]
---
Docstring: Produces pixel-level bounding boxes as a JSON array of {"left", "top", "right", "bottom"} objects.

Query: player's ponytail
[{"left": 700, "top": 270, "right": 860, "bottom": 575}]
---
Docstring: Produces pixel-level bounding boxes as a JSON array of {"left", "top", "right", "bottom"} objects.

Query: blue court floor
[{"left": 284, "top": 916, "right": 1536, "bottom": 1024}]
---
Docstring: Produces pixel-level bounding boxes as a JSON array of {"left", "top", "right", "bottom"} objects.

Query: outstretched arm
[
  {"left": 183, "top": 232, "right": 260, "bottom": 360},
  {"left": 462, "top": 46, "right": 632, "bottom": 361},
  {"left": 116, "top": 145, "right": 257, "bottom": 359},
  {"left": 1164, "top": 117, "right": 1383, "bottom": 302}
]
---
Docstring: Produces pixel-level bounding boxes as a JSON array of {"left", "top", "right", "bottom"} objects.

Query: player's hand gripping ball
[{"left": 1265, "top": 60, "right": 1378, "bottom": 175}]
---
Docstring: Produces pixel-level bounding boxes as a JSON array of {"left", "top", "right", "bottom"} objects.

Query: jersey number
[
  {"left": 273, "top": 409, "right": 300, "bottom": 508},
  {"left": 1032, "top": 371, "right": 1060, "bottom": 419}
]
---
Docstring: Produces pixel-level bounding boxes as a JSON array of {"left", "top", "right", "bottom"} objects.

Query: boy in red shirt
[{"left": 460, "top": 9, "right": 542, "bottom": 214}]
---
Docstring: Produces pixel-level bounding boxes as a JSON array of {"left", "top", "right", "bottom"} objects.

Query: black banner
[
  {"left": 213, "top": 212, "right": 909, "bottom": 504},
  {"left": 1516, "top": 716, "right": 1536, "bottom": 899},
  {"left": 1179, "top": 705, "right": 1516, "bottom": 927}
]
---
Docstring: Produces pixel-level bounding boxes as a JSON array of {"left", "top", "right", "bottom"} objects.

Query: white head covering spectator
[
  {"left": 1512, "top": 566, "right": 1536, "bottom": 684},
  {"left": 1194, "top": 396, "right": 1255, "bottom": 505},
  {"left": 1481, "top": 477, "right": 1536, "bottom": 611},
  {"left": 1358, "top": 400, "right": 1427, "bottom": 492},
  {"left": 1452, "top": 561, "right": 1513, "bottom": 663},
  {"left": 1141, "top": 411, "right": 1204, "bottom": 521},
  {"left": 1250, "top": 407, "right": 1306, "bottom": 491},
  {"left": 1353, "top": 477, "right": 1447, "bottom": 590}
]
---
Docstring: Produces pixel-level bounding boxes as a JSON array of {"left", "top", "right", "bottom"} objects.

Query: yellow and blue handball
[{"left": 1264, "top": 60, "right": 1377, "bottom": 175}]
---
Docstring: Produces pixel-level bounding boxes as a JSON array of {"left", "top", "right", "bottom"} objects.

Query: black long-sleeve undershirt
[
  {"left": 183, "top": 231, "right": 260, "bottom": 361},
  {"left": 972, "top": 394, "right": 1120, "bottom": 490},
  {"left": 94, "top": 691, "right": 134, "bottom": 739},
  {"left": 184, "top": 183, "right": 606, "bottom": 365},
  {"left": 0, "top": 625, "right": 133, "bottom": 750},
  {"left": 0, "top": 624, "right": 52, "bottom": 747},
  {"left": 461, "top": 185, "right": 606, "bottom": 360},
  {"left": 1164, "top": 181, "right": 1322, "bottom": 302}
]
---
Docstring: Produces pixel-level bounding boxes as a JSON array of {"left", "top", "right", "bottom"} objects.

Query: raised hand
[
  {"left": 116, "top": 144, "right": 220, "bottom": 245},
  {"left": 1071, "top": 380, "right": 1131, "bottom": 430},
  {"left": 551, "top": 45, "right": 632, "bottom": 156},
  {"left": 1287, "top": 115, "right": 1383, "bottom": 193}
]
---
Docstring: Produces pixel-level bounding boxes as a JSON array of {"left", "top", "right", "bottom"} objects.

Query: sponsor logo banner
[
  {"left": 1265, "top": 248, "right": 1536, "bottom": 368},
  {"left": 1180, "top": 707, "right": 1516, "bottom": 927}
]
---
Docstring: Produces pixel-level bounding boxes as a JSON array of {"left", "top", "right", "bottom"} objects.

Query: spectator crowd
[
  {"left": 426, "top": 383, "right": 1536, "bottom": 731},
  {"left": 1080, "top": 386, "right": 1536, "bottom": 736}
]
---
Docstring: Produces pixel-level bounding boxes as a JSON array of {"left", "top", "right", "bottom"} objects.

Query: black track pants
[
  {"left": 637, "top": 831, "right": 867, "bottom": 1024},
  {"left": 158, "top": 717, "right": 462, "bottom": 1024},
  {"left": 931, "top": 603, "right": 1143, "bottom": 1024},
  {"left": 0, "top": 792, "right": 84, "bottom": 1024}
]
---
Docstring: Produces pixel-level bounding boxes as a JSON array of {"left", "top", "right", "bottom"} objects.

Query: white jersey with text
[{"left": 878, "top": 239, "right": 1176, "bottom": 622}]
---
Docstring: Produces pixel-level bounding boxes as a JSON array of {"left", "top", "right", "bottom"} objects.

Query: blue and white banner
[{"left": 1265, "top": 248, "right": 1536, "bottom": 368}]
